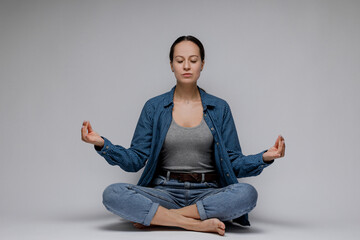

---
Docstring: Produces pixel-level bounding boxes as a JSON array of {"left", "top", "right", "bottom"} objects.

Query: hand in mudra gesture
[
  {"left": 81, "top": 121, "right": 105, "bottom": 148},
  {"left": 262, "top": 135, "right": 286, "bottom": 162}
]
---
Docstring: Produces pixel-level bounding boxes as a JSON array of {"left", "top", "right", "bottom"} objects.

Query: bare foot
[
  {"left": 188, "top": 218, "right": 226, "bottom": 236},
  {"left": 132, "top": 222, "right": 150, "bottom": 229}
]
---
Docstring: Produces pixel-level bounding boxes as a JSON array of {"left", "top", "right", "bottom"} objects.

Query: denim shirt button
[
  {"left": 204, "top": 113, "right": 207, "bottom": 117},
  {"left": 220, "top": 158, "right": 223, "bottom": 161},
  {"left": 216, "top": 142, "right": 219, "bottom": 145},
  {"left": 106, "top": 146, "right": 109, "bottom": 149},
  {"left": 102, "top": 151, "right": 106, "bottom": 154},
  {"left": 226, "top": 173, "right": 230, "bottom": 177},
  {"left": 211, "top": 127, "right": 214, "bottom": 131}
]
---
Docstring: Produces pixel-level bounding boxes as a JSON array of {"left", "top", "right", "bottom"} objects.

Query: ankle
[{"left": 182, "top": 218, "right": 201, "bottom": 231}]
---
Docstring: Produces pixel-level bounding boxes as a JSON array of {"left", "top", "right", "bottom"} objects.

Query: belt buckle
[{"left": 189, "top": 173, "right": 202, "bottom": 183}]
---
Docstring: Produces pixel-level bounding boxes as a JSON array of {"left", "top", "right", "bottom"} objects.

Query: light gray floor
[
  {"left": 2, "top": 212, "right": 359, "bottom": 240},
  {"left": 1, "top": 1, "right": 359, "bottom": 239}
]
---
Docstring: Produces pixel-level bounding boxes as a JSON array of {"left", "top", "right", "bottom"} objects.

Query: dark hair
[{"left": 169, "top": 35, "right": 205, "bottom": 62}]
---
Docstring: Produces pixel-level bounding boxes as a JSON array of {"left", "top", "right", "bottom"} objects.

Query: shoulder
[
  {"left": 143, "top": 91, "right": 168, "bottom": 108},
  {"left": 139, "top": 90, "right": 170, "bottom": 119},
  {"left": 203, "top": 90, "right": 229, "bottom": 106},
  {"left": 201, "top": 90, "right": 232, "bottom": 116}
]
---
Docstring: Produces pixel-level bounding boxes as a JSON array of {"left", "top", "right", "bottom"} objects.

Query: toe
[{"left": 218, "top": 221, "right": 226, "bottom": 230}]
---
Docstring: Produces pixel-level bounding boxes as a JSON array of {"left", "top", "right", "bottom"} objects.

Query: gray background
[{"left": 0, "top": 0, "right": 359, "bottom": 239}]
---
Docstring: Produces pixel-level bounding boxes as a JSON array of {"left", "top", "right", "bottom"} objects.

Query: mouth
[{"left": 182, "top": 73, "right": 192, "bottom": 77}]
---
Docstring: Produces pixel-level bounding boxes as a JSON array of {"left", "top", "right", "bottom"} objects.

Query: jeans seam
[
  {"left": 221, "top": 202, "right": 257, "bottom": 222},
  {"left": 132, "top": 186, "right": 177, "bottom": 205}
]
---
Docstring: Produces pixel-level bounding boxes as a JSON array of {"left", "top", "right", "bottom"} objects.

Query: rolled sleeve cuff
[
  {"left": 94, "top": 136, "right": 112, "bottom": 156},
  {"left": 258, "top": 150, "right": 274, "bottom": 169}
]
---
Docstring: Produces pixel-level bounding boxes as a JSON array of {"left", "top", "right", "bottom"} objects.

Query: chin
[
  {"left": 177, "top": 80, "right": 197, "bottom": 85},
  {"left": 177, "top": 77, "right": 199, "bottom": 84}
]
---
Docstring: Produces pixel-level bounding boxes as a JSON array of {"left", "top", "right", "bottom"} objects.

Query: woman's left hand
[{"left": 262, "top": 135, "right": 285, "bottom": 162}]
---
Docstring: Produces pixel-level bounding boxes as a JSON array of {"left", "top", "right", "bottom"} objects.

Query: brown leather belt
[{"left": 160, "top": 170, "right": 218, "bottom": 183}]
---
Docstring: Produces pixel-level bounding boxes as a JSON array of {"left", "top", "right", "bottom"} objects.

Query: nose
[{"left": 183, "top": 60, "right": 190, "bottom": 71}]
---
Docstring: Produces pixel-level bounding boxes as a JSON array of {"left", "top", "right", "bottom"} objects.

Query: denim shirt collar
[{"left": 163, "top": 85, "right": 216, "bottom": 111}]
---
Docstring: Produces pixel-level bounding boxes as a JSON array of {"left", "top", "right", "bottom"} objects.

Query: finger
[
  {"left": 279, "top": 140, "right": 285, "bottom": 157},
  {"left": 274, "top": 135, "right": 281, "bottom": 148},
  {"left": 88, "top": 121, "right": 94, "bottom": 132},
  {"left": 83, "top": 121, "right": 90, "bottom": 139},
  {"left": 275, "top": 140, "right": 283, "bottom": 157},
  {"left": 81, "top": 123, "right": 87, "bottom": 141},
  {"left": 282, "top": 141, "right": 286, "bottom": 157},
  {"left": 271, "top": 151, "right": 281, "bottom": 159}
]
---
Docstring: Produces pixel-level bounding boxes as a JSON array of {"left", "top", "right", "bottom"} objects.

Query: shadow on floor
[
  {"left": 224, "top": 221, "right": 265, "bottom": 234},
  {"left": 98, "top": 220, "right": 266, "bottom": 234},
  {"left": 99, "top": 221, "right": 185, "bottom": 232},
  {"left": 251, "top": 216, "right": 310, "bottom": 228}
]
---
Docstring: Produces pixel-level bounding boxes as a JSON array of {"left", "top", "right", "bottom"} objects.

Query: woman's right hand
[{"left": 81, "top": 121, "right": 105, "bottom": 148}]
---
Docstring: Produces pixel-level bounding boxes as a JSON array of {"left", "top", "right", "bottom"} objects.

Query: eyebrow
[{"left": 174, "top": 55, "right": 199, "bottom": 58}]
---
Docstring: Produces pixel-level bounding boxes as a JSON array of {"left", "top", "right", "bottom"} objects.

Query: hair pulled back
[{"left": 169, "top": 35, "right": 205, "bottom": 63}]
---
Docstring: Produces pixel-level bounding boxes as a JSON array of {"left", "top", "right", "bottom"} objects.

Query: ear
[
  {"left": 170, "top": 61, "right": 174, "bottom": 72},
  {"left": 201, "top": 60, "right": 205, "bottom": 71}
]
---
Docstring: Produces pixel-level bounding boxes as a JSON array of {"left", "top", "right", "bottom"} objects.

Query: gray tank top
[{"left": 158, "top": 117, "right": 216, "bottom": 173}]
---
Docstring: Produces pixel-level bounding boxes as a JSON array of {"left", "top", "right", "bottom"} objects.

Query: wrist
[
  {"left": 95, "top": 138, "right": 104, "bottom": 148},
  {"left": 262, "top": 151, "right": 274, "bottom": 162}
]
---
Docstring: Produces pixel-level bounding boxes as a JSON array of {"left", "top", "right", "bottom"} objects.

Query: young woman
[{"left": 81, "top": 35, "right": 285, "bottom": 236}]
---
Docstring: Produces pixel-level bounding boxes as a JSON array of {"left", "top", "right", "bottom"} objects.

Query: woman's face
[{"left": 170, "top": 41, "right": 204, "bottom": 84}]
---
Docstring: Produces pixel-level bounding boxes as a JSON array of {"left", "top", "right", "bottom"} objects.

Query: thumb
[
  {"left": 274, "top": 135, "right": 281, "bottom": 148},
  {"left": 88, "top": 121, "right": 94, "bottom": 132}
]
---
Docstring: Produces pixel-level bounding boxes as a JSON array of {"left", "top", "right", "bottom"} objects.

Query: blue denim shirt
[{"left": 95, "top": 85, "right": 273, "bottom": 187}]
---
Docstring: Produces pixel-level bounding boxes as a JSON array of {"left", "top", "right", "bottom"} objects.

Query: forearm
[
  {"left": 94, "top": 136, "right": 147, "bottom": 172},
  {"left": 231, "top": 150, "right": 274, "bottom": 178}
]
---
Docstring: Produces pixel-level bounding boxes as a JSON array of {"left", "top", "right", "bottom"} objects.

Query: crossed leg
[
  {"left": 169, "top": 204, "right": 201, "bottom": 219},
  {"left": 133, "top": 204, "right": 201, "bottom": 228},
  {"left": 104, "top": 182, "right": 256, "bottom": 236},
  {"left": 103, "top": 183, "right": 225, "bottom": 235},
  {"left": 132, "top": 182, "right": 258, "bottom": 235},
  {"left": 133, "top": 204, "right": 225, "bottom": 235},
  {"left": 148, "top": 205, "right": 226, "bottom": 236}
]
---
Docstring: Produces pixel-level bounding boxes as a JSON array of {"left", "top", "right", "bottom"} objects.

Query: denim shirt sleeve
[
  {"left": 222, "top": 102, "right": 274, "bottom": 178},
  {"left": 94, "top": 101, "right": 153, "bottom": 172}
]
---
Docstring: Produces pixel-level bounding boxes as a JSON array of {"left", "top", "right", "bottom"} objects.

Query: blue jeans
[{"left": 102, "top": 175, "right": 258, "bottom": 226}]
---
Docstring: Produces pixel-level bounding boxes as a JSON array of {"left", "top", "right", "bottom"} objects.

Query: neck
[{"left": 173, "top": 83, "right": 200, "bottom": 103}]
